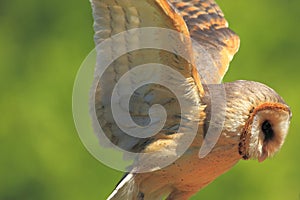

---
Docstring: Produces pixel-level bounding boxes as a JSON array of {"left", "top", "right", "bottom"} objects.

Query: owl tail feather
[{"left": 107, "top": 173, "right": 142, "bottom": 200}]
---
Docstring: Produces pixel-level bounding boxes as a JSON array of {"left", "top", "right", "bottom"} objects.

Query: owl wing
[
  {"left": 169, "top": 0, "right": 240, "bottom": 83},
  {"left": 90, "top": 0, "right": 204, "bottom": 153}
]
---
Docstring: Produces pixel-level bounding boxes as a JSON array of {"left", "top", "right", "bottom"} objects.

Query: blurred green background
[{"left": 0, "top": 0, "right": 299, "bottom": 199}]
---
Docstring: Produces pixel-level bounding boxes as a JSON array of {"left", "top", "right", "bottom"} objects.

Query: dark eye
[{"left": 262, "top": 120, "right": 274, "bottom": 141}]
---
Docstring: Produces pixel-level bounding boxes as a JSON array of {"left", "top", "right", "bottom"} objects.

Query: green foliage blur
[{"left": 0, "top": 0, "right": 299, "bottom": 199}]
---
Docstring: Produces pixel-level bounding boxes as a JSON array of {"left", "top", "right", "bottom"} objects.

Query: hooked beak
[{"left": 258, "top": 147, "right": 268, "bottom": 163}]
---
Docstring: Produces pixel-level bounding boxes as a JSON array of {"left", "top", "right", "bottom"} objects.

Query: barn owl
[{"left": 89, "top": 0, "right": 292, "bottom": 199}]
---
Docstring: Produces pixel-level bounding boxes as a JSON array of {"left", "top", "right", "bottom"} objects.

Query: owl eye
[{"left": 261, "top": 120, "right": 274, "bottom": 141}]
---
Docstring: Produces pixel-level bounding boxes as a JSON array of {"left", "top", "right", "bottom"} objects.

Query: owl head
[
  {"left": 240, "top": 102, "right": 291, "bottom": 162},
  {"left": 222, "top": 80, "right": 291, "bottom": 162}
]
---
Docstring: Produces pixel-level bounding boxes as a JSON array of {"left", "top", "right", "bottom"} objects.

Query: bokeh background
[{"left": 0, "top": 0, "right": 299, "bottom": 199}]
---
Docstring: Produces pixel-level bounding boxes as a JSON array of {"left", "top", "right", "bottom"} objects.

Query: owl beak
[{"left": 258, "top": 149, "right": 268, "bottom": 163}]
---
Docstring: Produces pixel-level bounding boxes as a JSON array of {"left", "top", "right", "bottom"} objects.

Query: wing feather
[
  {"left": 90, "top": 0, "right": 204, "bottom": 153},
  {"left": 169, "top": 0, "right": 240, "bottom": 83}
]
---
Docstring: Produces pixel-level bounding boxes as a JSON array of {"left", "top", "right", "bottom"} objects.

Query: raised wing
[
  {"left": 90, "top": 0, "right": 204, "bottom": 156},
  {"left": 169, "top": 0, "right": 240, "bottom": 83}
]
